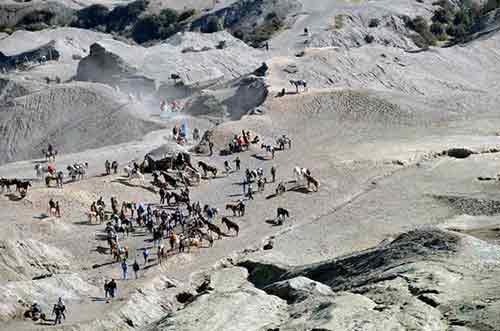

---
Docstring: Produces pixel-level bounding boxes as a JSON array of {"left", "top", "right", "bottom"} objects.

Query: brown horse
[
  {"left": 205, "top": 222, "right": 223, "bottom": 239},
  {"left": 221, "top": 217, "right": 239, "bottom": 236},
  {"left": 198, "top": 161, "right": 218, "bottom": 178}
]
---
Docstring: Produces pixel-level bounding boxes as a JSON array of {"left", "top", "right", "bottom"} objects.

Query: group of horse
[{"left": 0, "top": 178, "right": 32, "bottom": 196}]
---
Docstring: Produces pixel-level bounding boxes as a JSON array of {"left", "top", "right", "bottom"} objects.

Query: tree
[
  {"left": 205, "top": 16, "right": 223, "bottom": 33},
  {"left": 159, "top": 8, "right": 178, "bottom": 25},
  {"left": 430, "top": 22, "right": 444, "bottom": 35},
  {"left": 132, "top": 15, "right": 160, "bottom": 43},
  {"left": 73, "top": 4, "right": 110, "bottom": 29}
]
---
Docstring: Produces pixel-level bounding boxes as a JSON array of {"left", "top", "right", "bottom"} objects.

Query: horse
[
  {"left": 303, "top": 173, "right": 320, "bottom": 192},
  {"left": 111, "top": 161, "right": 119, "bottom": 174},
  {"left": 34, "top": 164, "right": 50, "bottom": 178},
  {"left": 261, "top": 144, "right": 275, "bottom": 158},
  {"left": 221, "top": 217, "right": 239, "bottom": 236},
  {"left": 170, "top": 192, "right": 190, "bottom": 207},
  {"left": 293, "top": 166, "right": 310, "bottom": 182},
  {"left": 129, "top": 169, "right": 145, "bottom": 183},
  {"left": 276, "top": 135, "right": 291, "bottom": 150},
  {"left": 67, "top": 164, "right": 86, "bottom": 181},
  {"left": 192, "top": 228, "right": 214, "bottom": 247},
  {"left": 289, "top": 79, "right": 307, "bottom": 93},
  {"left": 15, "top": 180, "right": 31, "bottom": 193},
  {"left": 276, "top": 207, "right": 290, "bottom": 225},
  {"left": 276, "top": 181, "right": 286, "bottom": 196},
  {"left": 225, "top": 203, "right": 244, "bottom": 216},
  {"left": 123, "top": 166, "right": 133, "bottom": 177},
  {"left": 0, "top": 178, "right": 16, "bottom": 192},
  {"left": 198, "top": 161, "right": 218, "bottom": 178},
  {"left": 204, "top": 221, "right": 223, "bottom": 239},
  {"left": 161, "top": 171, "right": 178, "bottom": 188}
]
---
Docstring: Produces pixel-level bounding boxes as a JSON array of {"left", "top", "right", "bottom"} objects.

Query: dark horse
[
  {"left": 198, "top": 161, "right": 218, "bottom": 178},
  {"left": 276, "top": 207, "right": 290, "bottom": 225},
  {"left": 225, "top": 203, "right": 244, "bottom": 216},
  {"left": 16, "top": 180, "right": 32, "bottom": 192},
  {"left": 221, "top": 217, "right": 239, "bottom": 236},
  {"left": 202, "top": 218, "right": 223, "bottom": 239},
  {"left": 161, "top": 171, "right": 178, "bottom": 188},
  {"left": 0, "top": 178, "right": 17, "bottom": 192}
]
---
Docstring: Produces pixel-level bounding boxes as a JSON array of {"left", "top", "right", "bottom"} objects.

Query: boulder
[{"left": 263, "top": 276, "right": 334, "bottom": 303}]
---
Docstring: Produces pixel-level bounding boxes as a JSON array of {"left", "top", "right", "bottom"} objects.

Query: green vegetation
[
  {"left": 334, "top": 14, "right": 345, "bottom": 30},
  {"left": 70, "top": 1, "right": 197, "bottom": 44},
  {"left": 205, "top": 16, "right": 224, "bottom": 33},
  {"left": 404, "top": 15, "right": 437, "bottom": 47},
  {"left": 230, "top": 11, "right": 284, "bottom": 46},
  {"left": 132, "top": 9, "right": 180, "bottom": 43},
  {"left": 72, "top": 4, "right": 110, "bottom": 29}
]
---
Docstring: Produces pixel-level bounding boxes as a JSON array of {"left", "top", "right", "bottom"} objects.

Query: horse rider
[
  {"left": 51, "top": 297, "right": 66, "bottom": 325},
  {"left": 271, "top": 166, "right": 276, "bottom": 182},
  {"left": 105, "top": 160, "right": 111, "bottom": 175}
]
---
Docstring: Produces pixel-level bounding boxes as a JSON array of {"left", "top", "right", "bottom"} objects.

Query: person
[
  {"left": 104, "top": 280, "right": 110, "bottom": 299},
  {"left": 224, "top": 160, "right": 232, "bottom": 174},
  {"left": 193, "top": 128, "right": 200, "bottom": 141},
  {"left": 121, "top": 259, "right": 128, "bottom": 280},
  {"left": 242, "top": 177, "right": 247, "bottom": 196},
  {"left": 265, "top": 41, "right": 269, "bottom": 51},
  {"left": 52, "top": 298, "right": 65, "bottom": 325},
  {"left": 169, "top": 231, "right": 177, "bottom": 250},
  {"left": 31, "top": 302, "right": 41, "bottom": 319},
  {"left": 55, "top": 201, "right": 61, "bottom": 218},
  {"left": 208, "top": 140, "right": 214, "bottom": 156},
  {"left": 48, "top": 199, "right": 56, "bottom": 216},
  {"left": 234, "top": 157, "right": 241, "bottom": 171},
  {"left": 159, "top": 188, "right": 166, "bottom": 205},
  {"left": 105, "top": 160, "right": 111, "bottom": 175},
  {"left": 107, "top": 279, "right": 117, "bottom": 300},
  {"left": 133, "top": 260, "right": 140, "bottom": 279},
  {"left": 143, "top": 248, "right": 149, "bottom": 265},
  {"left": 238, "top": 199, "right": 245, "bottom": 216},
  {"left": 157, "top": 245, "right": 165, "bottom": 265},
  {"left": 172, "top": 126, "right": 178, "bottom": 140},
  {"left": 57, "top": 171, "right": 64, "bottom": 188},
  {"left": 271, "top": 166, "right": 276, "bottom": 182},
  {"left": 247, "top": 184, "right": 254, "bottom": 200}
]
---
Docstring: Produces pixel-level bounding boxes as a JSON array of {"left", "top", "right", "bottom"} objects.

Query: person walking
[
  {"left": 133, "top": 260, "right": 140, "bottom": 279},
  {"left": 121, "top": 259, "right": 128, "bottom": 280},
  {"left": 143, "top": 248, "right": 149, "bottom": 265},
  {"left": 108, "top": 279, "right": 117, "bottom": 301},
  {"left": 224, "top": 160, "right": 232, "bottom": 174},
  {"left": 271, "top": 166, "right": 276, "bottom": 183},
  {"left": 234, "top": 157, "right": 241, "bottom": 171},
  {"left": 105, "top": 160, "right": 111, "bottom": 175},
  {"left": 55, "top": 201, "right": 61, "bottom": 218},
  {"left": 247, "top": 183, "right": 254, "bottom": 200},
  {"left": 159, "top": 188, "right": 166, "bottom": 205},
  {"left": 209, "top": 140, "right": 214, "bottom": 156},
  {"left": 52, "top": 298, "right": 66, "bottom": 325}
]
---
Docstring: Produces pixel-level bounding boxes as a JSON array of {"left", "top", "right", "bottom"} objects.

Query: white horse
[
  {"left": 293, "top": 166, "right": 310, "bottom": 182},
  {"left": 123, "top": 166, "right": 132, "bottom": 177},
  {"left": 129, "top": 169, "right": 145, "bottom": 183}
]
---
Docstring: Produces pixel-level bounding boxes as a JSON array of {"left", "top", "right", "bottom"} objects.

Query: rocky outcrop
[
  {"left": 76, "top": 43, "right": 140, "bottom": 84},
  {"left": 0, "top": 40, "right": 60, "bottom": 72},
  {"left": 150, "top": 229, "right": 500, "bottom": 331},
  {"left": 0, "top": 1, "right": 74, "bottom": 29}
]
